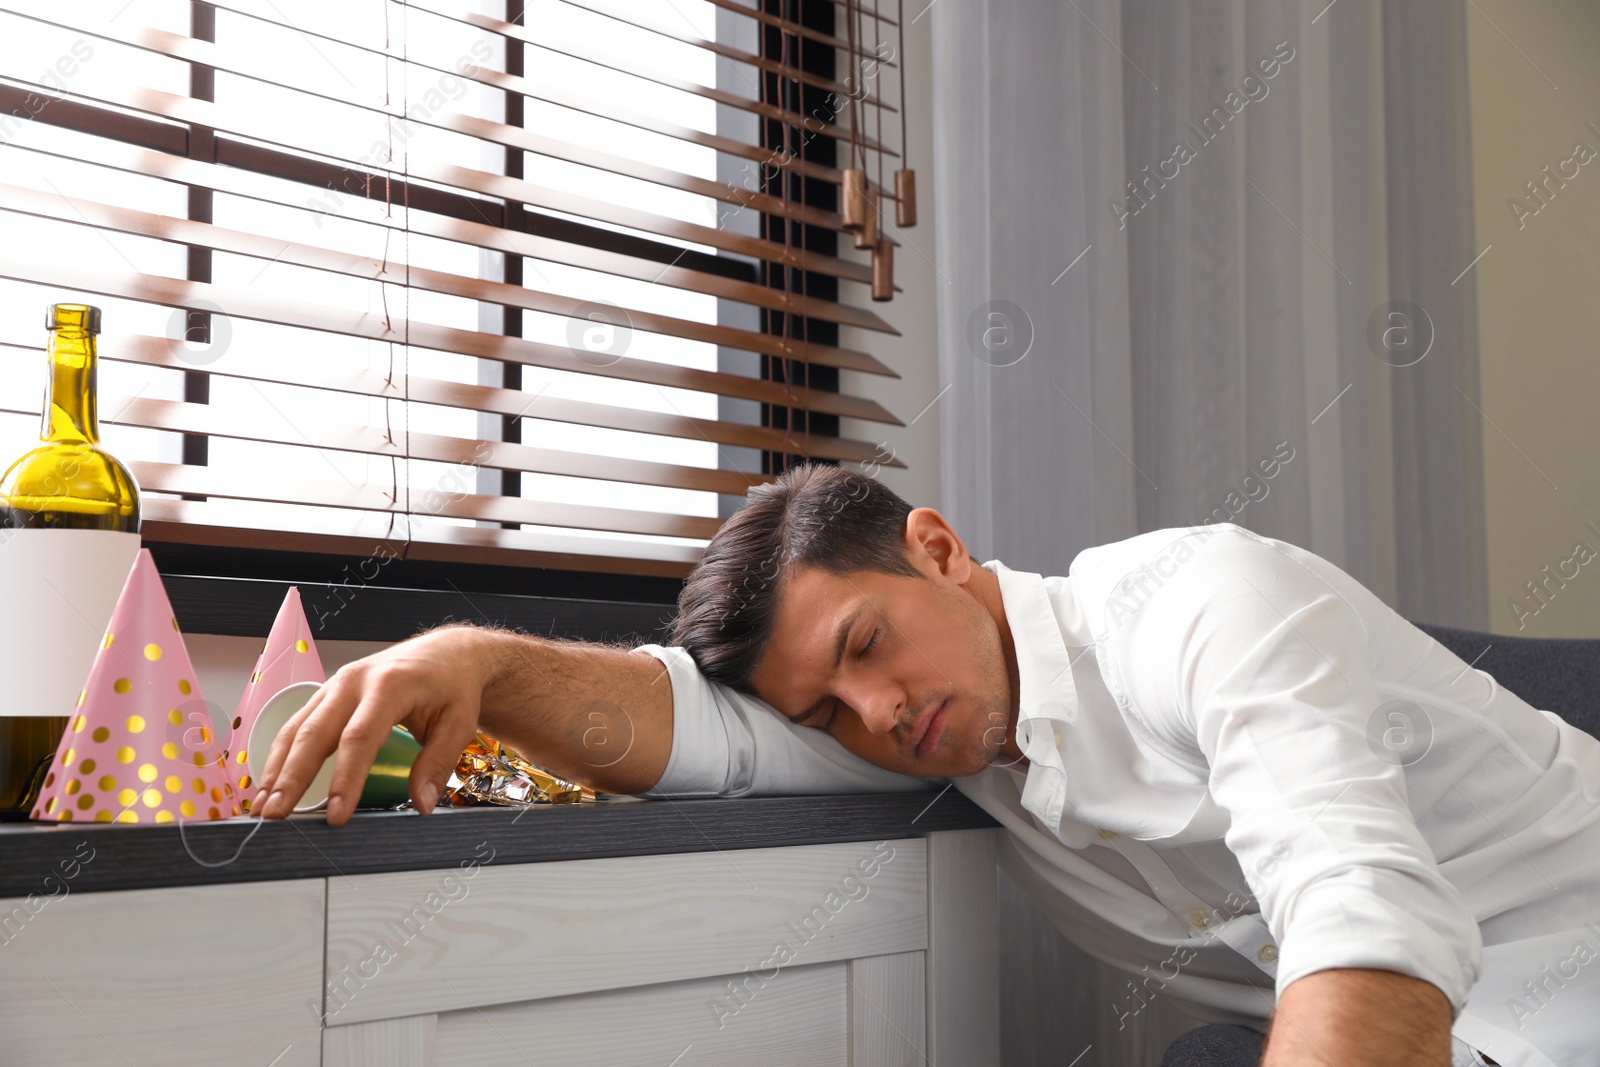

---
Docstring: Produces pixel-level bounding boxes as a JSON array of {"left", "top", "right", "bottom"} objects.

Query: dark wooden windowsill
[{"left": 0, "top": 791, "right": 999, "bottom": 896}]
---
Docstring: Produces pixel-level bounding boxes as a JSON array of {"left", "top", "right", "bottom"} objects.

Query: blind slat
[
  {"left": 22, "top": 334, "right": 900, "bottom": 466},
  {"left": 0, "top": 181, "right": 902, "bottom": 366},
  {"left": 2, "top": 4, "right": 904, "bottom": 162},
  {"left": 787, "top": 0, "right": 899, "bottom": 26},
  {"left": 218, "top": 137, "right": 890, "bottom": 293},
  {"left": 1, "top": 335, "right": 902, "bottom": 467},
  {"left": 130, "top": 461, "right": 723, "bottom": 540},
  {"left": 0, "top": 81, "right": 890, "bottom": 288},
  {"left": 479, "top": 0, "right": 900, "bottom": 106},
  {"left": 0, "top": 174, "right": 899, "bottom": 337},
  {"left": 0, "top": 396, "right": 765, "bottom": 496},
  {"left": 0, "top": 68, "right": 887, "bottom": 235},
  {"left": 0, "top": 255, "right": 904, "bottom": 425},
  {"left": 699, "top": 0, "right": 889, "bottom": 57},
  {"left": 390, "top": 2, "right": 897, "bottom": 152},
  {"left": 55, "top": 13, "right": 900, "bottom": 180},
  {"left": 139, "top": 504, "right": 701, "bottom": 577}
]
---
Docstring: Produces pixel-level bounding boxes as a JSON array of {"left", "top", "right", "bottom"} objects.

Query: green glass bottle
[{"left": 0, "top": 303, "right": 141, "bottom": 819}]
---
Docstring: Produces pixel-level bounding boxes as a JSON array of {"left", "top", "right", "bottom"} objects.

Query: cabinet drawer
[
  {"left": 433, "top": 961, "right": 847, "bottom": 1067},
  {"left": 325, "top": 838, "right": 923, "bottom": 1024},
  {"left": 0, "top": 877, "right": 323, "bottom": 1066}
]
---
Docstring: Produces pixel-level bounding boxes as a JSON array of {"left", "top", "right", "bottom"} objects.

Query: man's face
[{"left": 747, "top": 557, "right": 1014, "bottom": 779}]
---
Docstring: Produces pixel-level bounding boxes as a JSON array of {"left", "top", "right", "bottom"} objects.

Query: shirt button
[
  {"left": 1188, "top": 908, "right": 1212, "bottom": 929},
  {"left": 1258, "top": 943, "right": 1279, "bottom": 963},
  {"left": 1097, "top": 827, "right": 1118, "bottom": 841}
]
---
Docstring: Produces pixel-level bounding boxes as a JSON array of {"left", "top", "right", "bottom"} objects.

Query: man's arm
[
  {"left": 1108, "top": 531, "right": 1483, "bottom": 1061},
  {"left": 1264, "top": 968, "right": 1453, "bottom": 1066},
  {"left": 251, "top": 623, "right": 932, "bottom": 825},
  {"left": 251, "top": 624, "right": 677, "bottom": 824}
]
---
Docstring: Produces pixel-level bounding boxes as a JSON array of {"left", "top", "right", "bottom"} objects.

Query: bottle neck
[{"left": 43, "top": 328, "right": 99, "bottom": 445}]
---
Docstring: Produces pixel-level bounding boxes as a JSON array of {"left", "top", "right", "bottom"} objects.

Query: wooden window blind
[{"left": 0, "top": 0, "right": 905, "bottom": 579}]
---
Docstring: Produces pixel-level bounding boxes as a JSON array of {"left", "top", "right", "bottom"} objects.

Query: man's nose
[{"left": 848, "top": 687, "right": 904, "bottom": 735}]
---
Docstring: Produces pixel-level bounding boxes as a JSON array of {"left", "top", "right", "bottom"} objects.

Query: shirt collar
[{"left": 984, "top": 559, "right": 1084, "bottom": 828}]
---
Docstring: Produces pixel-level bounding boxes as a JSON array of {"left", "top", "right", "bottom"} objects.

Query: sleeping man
[{"left": 252, "top": 464, "right": 1600, "bottom": 1067}]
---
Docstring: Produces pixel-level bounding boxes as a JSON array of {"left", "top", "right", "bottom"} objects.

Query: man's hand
[
  {"left": 249, "top": 625, "right": 676, "bottom": 825},
  {"left": 250, "top": 626, "right": 497, "bottom": 825},
  {"left": 1262, "top": 968, "right": 1453, "bottom": 1066}
]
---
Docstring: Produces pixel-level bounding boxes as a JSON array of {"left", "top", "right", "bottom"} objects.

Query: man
[{"left": 253, "top": 465, "right": 1600, "bottom": 1067}]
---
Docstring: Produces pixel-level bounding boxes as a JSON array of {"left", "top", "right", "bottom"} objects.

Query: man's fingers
[
  {"left": 243, "top": 634, "right": 488, "bottom": 825},
  {"left": 256, "top": 683, "right": 354, "bottom": 819},
  {"left": 251, "top": 688, "right": 326, "bottom": 817},
  {"left": 407, "top": 708, "right": 479, "bottom": 816},
  {"left": 322, "top": 695, "right": 403, "bottom": 827},
  {"left": 251, "top": 682, "right": 329, "bottom": 806}
]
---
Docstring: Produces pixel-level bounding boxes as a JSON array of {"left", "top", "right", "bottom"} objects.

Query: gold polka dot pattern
[
  {"left": 28, "top": 551, "right": 242, "bottom": 826},
  {"left": 226, "top": 588, "right": 328, "bottom": 807}
]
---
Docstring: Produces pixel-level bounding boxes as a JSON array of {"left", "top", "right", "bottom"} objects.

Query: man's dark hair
[{"left": 669, "top": 463, "right": 920, "bottom": 694}]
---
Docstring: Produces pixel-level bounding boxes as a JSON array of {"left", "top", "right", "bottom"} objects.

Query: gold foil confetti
[{"left": 438, "top": 732, "right": 599, "bottom": 808}]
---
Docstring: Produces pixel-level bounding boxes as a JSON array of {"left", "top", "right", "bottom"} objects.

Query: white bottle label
[{"left": 0, "top": 529, "right": 141, "bottom": 717}]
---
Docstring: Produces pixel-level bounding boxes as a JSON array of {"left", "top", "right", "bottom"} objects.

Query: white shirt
[{"left": 639, "top": 523, "right": 1600, "bottom": 1067}]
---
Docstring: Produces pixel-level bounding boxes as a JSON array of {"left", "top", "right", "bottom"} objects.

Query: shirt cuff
[{"left": 1275, "top": 878, "right": 1484, "bottom": 1019}]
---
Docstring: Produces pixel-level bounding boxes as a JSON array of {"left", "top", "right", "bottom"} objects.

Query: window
[{"left": 0, "top": 0, "right": 906, "bottom": 584}]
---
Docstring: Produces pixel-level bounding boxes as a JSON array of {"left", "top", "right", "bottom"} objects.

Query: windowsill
[{"left": 0, "top": 791, "right": 1000, "bottom": 896}]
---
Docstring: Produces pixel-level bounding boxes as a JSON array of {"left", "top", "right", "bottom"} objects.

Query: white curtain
[
  {"left": 931, "top": 1, "right": 1488, "bottom": 1062},
  {"left": 932, "top": 0, "right": 1487, "bottom": 624}
]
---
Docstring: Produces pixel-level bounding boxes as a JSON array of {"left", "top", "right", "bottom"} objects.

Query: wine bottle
[{"left": 0, "top": 303, "right": 141, "bottom": 819}]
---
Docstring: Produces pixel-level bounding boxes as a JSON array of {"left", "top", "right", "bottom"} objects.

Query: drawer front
[
  {"left": 0, "top": 876, "right": 324, "bottom": 1066},
  {"left": 325, "top": 838, "right": 923, "bottom": 1023},
  {"left": 433, "top": 960, "right": 848, "bottom": 1067}
]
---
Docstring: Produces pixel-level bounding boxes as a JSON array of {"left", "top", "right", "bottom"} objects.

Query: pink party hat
[
  {"left": 30, "top": 550, "right": 240, "bottom": 824},
  {"left": 228, "top": 587, "right": 325, "bottom": 801}
]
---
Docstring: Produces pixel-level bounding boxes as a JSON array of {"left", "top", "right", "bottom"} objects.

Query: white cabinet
[{"left": 0, "top": 830, "right": 1001, "bottom": 1067}]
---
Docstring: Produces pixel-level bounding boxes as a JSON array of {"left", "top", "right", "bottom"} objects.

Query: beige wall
[
  {"left": 1467, "top": 0, "right": 1600, "bottom": 636},
  {"left": 838, "top": 7, "right": 941, "bottom": 512}
]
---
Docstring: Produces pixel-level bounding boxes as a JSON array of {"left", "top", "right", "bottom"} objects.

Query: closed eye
[
  {"left": 802, "top": 628, "right": 881, "bottom": 730},
  {"left": 819, "top": 700, "right": 841, "bottom": 730}
]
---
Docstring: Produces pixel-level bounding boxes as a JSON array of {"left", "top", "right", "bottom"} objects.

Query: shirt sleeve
[
  {"left": 1115, "top": 530, "right": 1483, "bottom": 1017},
  {"left": 632, "top": 643, "right": 939, "bottom": 799}
]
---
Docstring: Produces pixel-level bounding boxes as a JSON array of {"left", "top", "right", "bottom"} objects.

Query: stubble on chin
[
  {"left": 935, "top": 699, "right": 1010, "bottom": 778},
  {"left": 927, "top": 583, "right": 1014, "bottom": 777}
]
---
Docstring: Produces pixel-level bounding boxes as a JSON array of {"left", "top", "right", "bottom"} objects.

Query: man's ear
[{"left": 904, "top": 507, "right": 972, "bottom": 583}]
